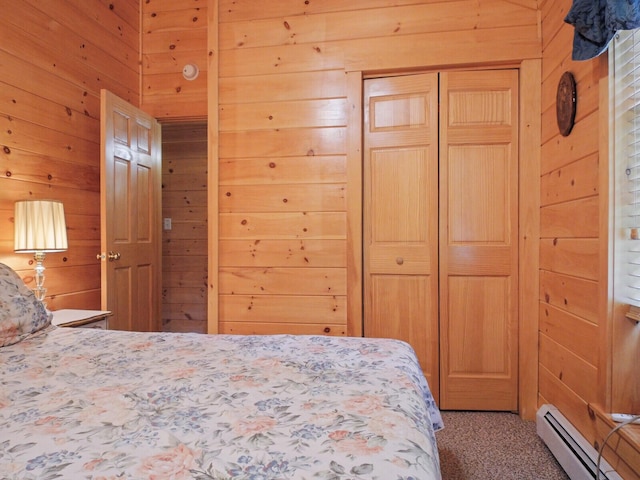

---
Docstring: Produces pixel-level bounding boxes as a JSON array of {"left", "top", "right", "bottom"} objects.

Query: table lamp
[{"left": 14, "top": 200, "right": 68, "bottom": 303}]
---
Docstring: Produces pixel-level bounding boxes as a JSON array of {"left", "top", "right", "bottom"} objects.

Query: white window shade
[{"left": 614, "top": 29, "right": 640, "bottom": 309}]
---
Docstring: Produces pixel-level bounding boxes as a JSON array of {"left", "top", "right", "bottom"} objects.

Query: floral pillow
[{"left": 0, "top": 262, "right": 52, "bottom": 347}]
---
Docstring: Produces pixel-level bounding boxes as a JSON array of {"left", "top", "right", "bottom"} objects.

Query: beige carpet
[{"left": 436, "top": 411, "right": 570, "bottom": 479}]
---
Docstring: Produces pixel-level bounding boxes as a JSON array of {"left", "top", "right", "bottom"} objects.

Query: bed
[{"left": 0, "top": 262, "right": 443, "bottom": 479}]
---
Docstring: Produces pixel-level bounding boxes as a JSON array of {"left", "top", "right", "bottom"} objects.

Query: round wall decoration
[{"left": 556, "top": 71, "right": 577, "bottom": 137}]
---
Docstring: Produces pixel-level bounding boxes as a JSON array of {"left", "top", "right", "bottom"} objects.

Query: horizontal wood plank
[
  {"left": 163, "top": 222, "right": 207, "bottom": 239},
  {"left": 143, "top": 28, "right": 207, "bottom": 55},
  {"left": 219, "top": 156, "right": 346, "bottom": 185},
  {"left": 219, "top": 239, "right": 346, "bottom": 267},
  {"left": 162, "top": 206, "right": 207, "bottom": 222},
  {"left": 219, "top": 267, "right": 346, "bottom": 295},
  {"left": 219, "top": 184, "right": 346, "bottom": 213},
  {"left": 0, "top": 148, "right": 100, "bottom": 190},
  {"left": 164, "top": 255, "right": 208, "bottom": 272},
  {"left": 538, "top": 365, "right": 597, "bottom": 447},
  {"left": 220, "top": 70, "right": 347, "bottom": 104},
  {"left": 162, "top": 301, "right": 207, "bottom": 319},
  {"left": 162, "top": 174, "right": 207, "bottom": 191},
  {"left": 162, "top": 238, "right": 207, "bottom": 256},
  {"left": 539, "top": 238, "right": 599, "bottom": 281},
  {"left": 540, "top": 110, "right": 599, "bottom": 175},
  {"left": 0, "top": 82, "right": 99, "bottom": 141},
  {"left": 162, "top": 269, "right": 208, "bottom": 288},
  {"left": 539, "top": 302, "right": 599, "bottom": 365},
  {"left": 0, "top": 116, "right": 98, "bottom": 167},
  {"left": 142, "top": 8, "right": 208, "bottom": 33},
  {"left": 219, "top": 212, "right": 346, "bottom": 239},
  {"left": 162, "top": 190, "right": 208, "bottom": 207},
  {"left": 540, "top": 153, "right": 599, "bottom": 207},
  {"left": 0, "top": 181, "right": 99, "bottom": 216},
  {"left": 539, "top": 333, "right": 598, "bottom": 401},
  {"left": 540, "top": 196, "right": 599, "bottom": 239},
  {"left": 219, "top": 321, "right": 347, "bottom": 336},
  {"left": 539, "top": 270, "right": 599, "bottom": 324},
  {"left": 163, "top": 286, "right": 206, "bottom": 304},
  {"left": 219, "top": 127, "right": 346, "bottom": 158},
  {"left": 220, "top": 98, "right": 348, "bottom": 131},
  {"left": 218, "top": 0, "right": 538, "bottom": 23},
  {"left": 162, "top": 317, "right": 207, "bottom": 333},
  {"left": 219, "top": 1, "right": 537, "bottom": 50},
  {"left": 0, "top": 52, "right": 102, "bottom": 117},
  {"left": 220, "top": 294, "right": 346, "bottom": 323},
  {"left": 47, "top": 289, "right": 102, "bottom": 311}
]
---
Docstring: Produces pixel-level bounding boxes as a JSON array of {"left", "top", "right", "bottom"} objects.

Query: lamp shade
[{"left": 14, "top": 200, "right": 68, "bottom": 253}]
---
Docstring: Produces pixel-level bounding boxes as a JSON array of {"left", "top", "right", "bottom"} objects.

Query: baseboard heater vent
[{"left": 537, "top": 404, "right": 621, "bottom": 480}]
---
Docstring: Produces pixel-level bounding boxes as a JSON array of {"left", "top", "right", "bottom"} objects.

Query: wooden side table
[{"left": 51, "top": 309, "right": 112, "bottom": 329}]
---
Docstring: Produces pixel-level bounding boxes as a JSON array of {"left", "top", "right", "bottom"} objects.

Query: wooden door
[
  {"left": 363, "top": 73, "right": 440, "bottom": 398},
  {"left": 439, "top": 70, "right": 519, "bottom": 410},
  {"left": 100, "top": 90, "right": 162, "bottom": 332}
]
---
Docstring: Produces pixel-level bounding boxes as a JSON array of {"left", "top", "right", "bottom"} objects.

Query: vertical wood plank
[
  {"left": 346, "top": 70, "right": 362, "bottom": 337},
  {"left": 520, "top": 58, "right": 541, "bottom": 420},
  {"left": 207, "top": 0, "right": 219, "bottom": 334}
]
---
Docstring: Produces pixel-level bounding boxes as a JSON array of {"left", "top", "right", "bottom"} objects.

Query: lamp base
[{"left": 33, "top": 251, "right": 47, "bottom": 305}]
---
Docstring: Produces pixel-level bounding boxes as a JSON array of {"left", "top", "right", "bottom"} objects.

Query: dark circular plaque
[{"left": 556, "top": 71, "right": 577, "bottom": 137}]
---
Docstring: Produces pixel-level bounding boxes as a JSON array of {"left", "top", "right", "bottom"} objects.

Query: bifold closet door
[
  {"left": 363, "top": 70, "right": 519, "bottom": 411},
  {"left": 439, "top": 70, "right": 519, "bottom": 411},
  {"left": 363, "top": 73, "right": 440, "bottom": 399}
]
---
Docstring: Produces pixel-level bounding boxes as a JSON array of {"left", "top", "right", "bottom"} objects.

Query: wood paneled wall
[
  {"left": 213, "top": 1, "right": 541, "bottom": 339},
  {"left": 539, "top": 0, "right": 629, "bottom": 463},
  {"left": 0, "top": 0, "right": 139, "bottom": 309},
  {"left": 4, "top": 2, "right": 629, "bottom": 452},
  {"left": 162, "top": 122, "right": 208, "bottom": 333},
  {"left": 141, "top": 0, "right": 208, "bottom": 119},
  {"left": 541, "top": 1, "right": 640, "bottom": 475}
]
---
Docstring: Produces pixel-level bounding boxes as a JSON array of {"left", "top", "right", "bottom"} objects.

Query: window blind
[{"left": 614, "top": 29, "right": 640, "bottom": 310}]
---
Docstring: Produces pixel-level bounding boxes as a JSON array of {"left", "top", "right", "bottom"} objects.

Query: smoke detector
[{"left": 182, "top": 63, "right": 199, "bottom": 81}]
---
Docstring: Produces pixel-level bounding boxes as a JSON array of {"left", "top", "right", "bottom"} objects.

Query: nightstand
[{"left": 51, "top": 309, "right": 112, "bottom": 329}]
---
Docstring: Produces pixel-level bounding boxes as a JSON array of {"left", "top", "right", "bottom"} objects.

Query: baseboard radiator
[{"left": 537, "top": 404, "right": 622, "bottom": 480}]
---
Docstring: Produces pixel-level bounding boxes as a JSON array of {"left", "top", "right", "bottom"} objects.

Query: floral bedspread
[{"left": 0, "top": 327, "right": 443, "bottom": 479}]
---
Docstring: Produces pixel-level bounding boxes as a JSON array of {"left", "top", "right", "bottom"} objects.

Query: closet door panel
[
  {"left": 439, "top": 69, "right": 519, "bottom": 411},
  {"left": 363, "top": 73, "right": 440, "bottom": 399}
]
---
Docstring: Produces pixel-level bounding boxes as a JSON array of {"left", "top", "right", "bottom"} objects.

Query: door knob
[
  {"left": 396, "top": 257, "right": 404, "bottom": 265},
  {"left": 97, "top": 252, "right": 121, "bottom": 261}
]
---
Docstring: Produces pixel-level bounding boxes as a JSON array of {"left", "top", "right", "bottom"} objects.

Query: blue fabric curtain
[{"left": 565, "top": 0, "right": 640, "bottom": 60}]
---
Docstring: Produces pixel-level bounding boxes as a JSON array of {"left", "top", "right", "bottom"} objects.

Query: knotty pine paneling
[
  {"left": 218, "top": 0, "right": 539, "bottom": 23},
  {"left": 0, "top": 0, "right": 138, "bottom": 309},
  {"left": 540, "top": 196, "right": 599, "bottom": 238},
  {"left": 1, "top": 1, "right": 137, "bottom": 103},
  {"left": 162, "top": 122, "right": 208, "bottom": 333},
  {"left": 539, "top": 303, "right": 599, "bottom": 366},
  {"left": 218, "top": 239, "right": 346, "bottom": 267},
  {"left": 541, "top": 110, "right": 600, "bottom": 175},
  {"left": 540, "top": 333, "right": 598, "bottom": 401},
  {"left": 220, "top": 295, "right": 346, "bottom": 324},
  {"left": 540, "top": 153, "right": 599, "bottom": 206},
  {"left": 539, "top": 270, "right": 599, "bottom": 325},
  {"left": 216, "top": 0, "right": 540, "bottom": 338},
  {"left": 220, "top": 322, "right": 347, "bottom": 336},
  {"left": 219, "top": 1, "right": 536, "bottom": 51},
  {"left": 539, "top": 238, "right": 599, "bottom": 281},
  {"left": 538, "top": 0, "right": 629, "bottom": 468},
  {"left": 220, "top": 184, "right": 346, "bottom": 213},
  {"left": 219, "top": 212, "right": 346, "bottom": 239},
  {"left": 141, "top": 0, "right": 208, "bottom": 119}
]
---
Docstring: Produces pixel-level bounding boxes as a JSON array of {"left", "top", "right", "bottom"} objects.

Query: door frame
[{"left": 346, "top": 60, "right": 541, "bottom": 419}]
